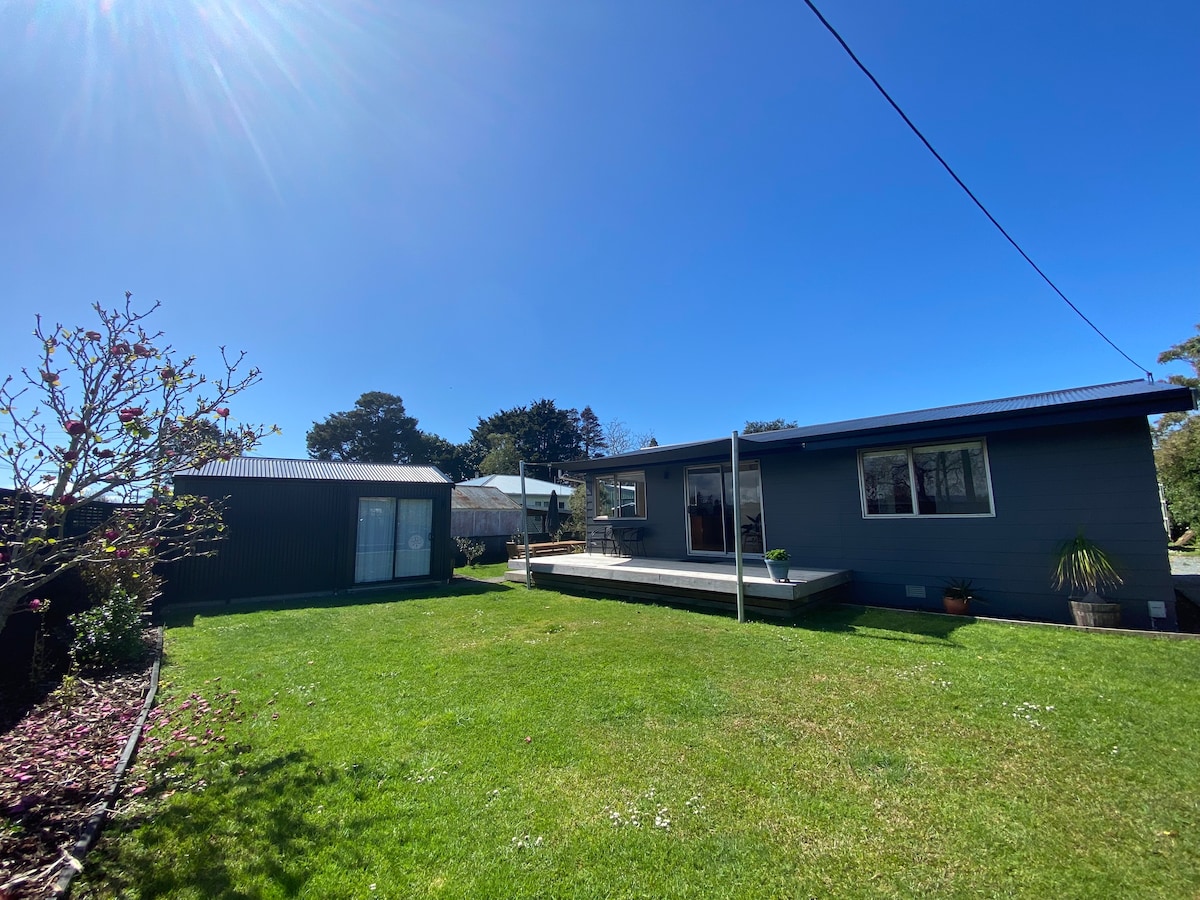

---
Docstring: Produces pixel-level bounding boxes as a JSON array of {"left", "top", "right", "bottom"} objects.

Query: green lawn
[
  {"left": 453, "top": 561, "right": 510, "bottom": 580},
  {"left": 80, "top": 583, "right": 1200, "bottom": 899}
]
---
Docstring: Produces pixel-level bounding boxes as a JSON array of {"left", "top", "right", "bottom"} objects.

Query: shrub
[
  {"left": 454, "top": 536, "right": 486, "bottom": 567},
  {"left": 69, "top": 586, "right": 147, "bottom": 673},
  {"left": 80, "top": 555, "right": 163, "bottom": 609}
]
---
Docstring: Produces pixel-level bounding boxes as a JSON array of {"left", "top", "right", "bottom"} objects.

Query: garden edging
[{"left": 50, "top": 626, "right": 164, "bottom": 897}]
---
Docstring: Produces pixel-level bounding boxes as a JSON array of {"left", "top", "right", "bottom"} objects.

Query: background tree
[
  {"left": 470, "top": 399, "right": 583, "bottom": 468},
  {"left": 579, "top": 406, "right": 606, "bottom": 457},
  {"left": 603, "top": 419, "right": 634, "bottom": 455},
  {"left": 601, "top": 420, "right": 659, "bottom": 454},
  {"left": 306, "top": 392, "right": 422, "bottom": 463},
  {"left": 744, "top": 418, "right": 798, "bottom": 434},
  {"left": 0, "top": 295, "right": 274, "bottom": 635},
  {"left": 415, "top": 432, "right": 470, "bottom": 482},
  {"left": 1157, "top": 424, "right": 1200, "bottom": 535},
  {"left": 478, "top": 434, "right": 521, "bottom": 475},
  {"left": 565, "top": 478, "right": 588, "bottom": 535},
  {"left": 1155, "top": 324, "right": 1200, "bottom": 535}
]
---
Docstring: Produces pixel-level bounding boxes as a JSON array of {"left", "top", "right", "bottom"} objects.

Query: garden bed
[{"left": 0, "top": 637, "right": 155, "bottom": 899}]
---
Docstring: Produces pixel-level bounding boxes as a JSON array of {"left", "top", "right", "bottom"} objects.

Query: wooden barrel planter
[{"left": 1069, "top": 599, "right": 1122, "bottom": 628}]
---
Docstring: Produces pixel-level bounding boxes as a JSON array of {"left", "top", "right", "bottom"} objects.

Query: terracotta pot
[{"left": 943, "top": 595, "right": 970, "bottom": 615}]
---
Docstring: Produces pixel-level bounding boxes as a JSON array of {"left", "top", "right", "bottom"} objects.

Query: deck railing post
[{"left": 732, "top": 431, "right": 745, "bottom": 623}]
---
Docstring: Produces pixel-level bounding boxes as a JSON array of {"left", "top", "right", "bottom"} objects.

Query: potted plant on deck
[
  {"left": 764, "top": 548, "right": 790, "bottom": 583},
  {"left": 942, "top": 578, "right": 975, "bottom": 615},
  {"left": 1052, "top": 532, "right": 1124, "bottom": 627}
]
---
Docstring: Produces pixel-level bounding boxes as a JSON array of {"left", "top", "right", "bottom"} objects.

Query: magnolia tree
[{"left": 0, "top": 294, "right": 277, "bottom": 635}]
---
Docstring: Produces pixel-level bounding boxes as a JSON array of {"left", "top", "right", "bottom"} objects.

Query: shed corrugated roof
[
  {"left": 179, "top": 457, "right": 452, "bottom": 484},
  {"left": 452, "top": 486, "right": 523, "bottom": 510},
  {"left": 562, "top": 379, "right": 1196, "bottom": 471}
]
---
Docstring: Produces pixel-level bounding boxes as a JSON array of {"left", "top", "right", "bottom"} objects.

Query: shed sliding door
[
  {"left": 394, "top": 498, "right": 432, "bottom": 577},
  {"left": 355, "top": 498, "right": 433, "bottom": 583}
]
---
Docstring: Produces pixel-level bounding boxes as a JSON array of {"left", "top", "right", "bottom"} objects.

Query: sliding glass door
[
  {"left": 355, "top": 497, "right": 433, "bottom": 583},
  {"left": 394, "top": 499, "right": 433, "bottom": 578},
  {"left": 685, "top": 462, "right": 764, "bottom": 556},
  {"left": 355, "top": 498, "right": 397, "bottom": 583}
]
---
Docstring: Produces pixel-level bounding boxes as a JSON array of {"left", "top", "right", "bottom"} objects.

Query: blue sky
[{"left": 1, "top": 0, "right": 1196, "bottom": 461}]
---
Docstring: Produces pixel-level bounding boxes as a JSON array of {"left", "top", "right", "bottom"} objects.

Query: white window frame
[
  {"left": 858, "top": 439, "right": 995, "bottom": 519},
  {"left": 593, "top": 471, "right": 647, "bottom": 520}
]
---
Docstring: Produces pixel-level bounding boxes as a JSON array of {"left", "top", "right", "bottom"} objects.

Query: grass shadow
[
  {"left": 83, "top": 748, "right": 380, "bottom": 897},
  {"left": 160, "top": 579, "right": 515, "bottom": 628},
  {"left": 797, "top": 602, "right": 973, "bottom": 645}
]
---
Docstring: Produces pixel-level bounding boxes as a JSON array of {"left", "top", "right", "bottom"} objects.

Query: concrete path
[{"left": 1170, "top": 552, "right": 1200, "bottom": 576}]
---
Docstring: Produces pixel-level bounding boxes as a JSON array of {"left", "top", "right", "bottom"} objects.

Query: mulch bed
[{"left": 0, "top": 646, "right": 154, "bottom": 899}]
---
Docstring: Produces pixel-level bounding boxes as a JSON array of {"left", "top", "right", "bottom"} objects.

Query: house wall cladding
[
  {"left": 758, "top": 417, "right": 1171, "bottom": 627},
  {"left": 165, "top": 476, "right": 452, "bottom": 604},
  {"left": 585, "top": 417, "right": 1173, "bottom": 628}
]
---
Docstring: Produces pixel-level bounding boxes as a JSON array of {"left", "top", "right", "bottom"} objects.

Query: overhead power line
[{"left": 801, "top": 0, "right": 1152, "bottom": 379}]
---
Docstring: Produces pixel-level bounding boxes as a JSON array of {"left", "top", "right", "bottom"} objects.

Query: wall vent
[{"left": 905, "top": 585, "right": 927, "bottom": 599}]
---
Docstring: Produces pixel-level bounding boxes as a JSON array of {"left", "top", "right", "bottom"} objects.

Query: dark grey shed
[{"left": 166, "top": 457, "right": 453, "bottom": 605}]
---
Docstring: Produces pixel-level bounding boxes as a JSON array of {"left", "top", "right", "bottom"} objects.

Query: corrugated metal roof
[
  {"left": 563, "top": 379, "right": 1195, "bottom": 471},
  {"left": 180, "top": 457, "right": 452, "bottom": 483},
  {"left": 744, "top": 379, "right": 1191, "bottom": 444},
  {"left": 459, "top": 474, "right": 574, "bottom": 495},
  {"left": 452, "top": 485, "right": 523, "bottom": 510}
]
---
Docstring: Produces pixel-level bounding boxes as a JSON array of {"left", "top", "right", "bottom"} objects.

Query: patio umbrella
[{"left": 547, "top": 489, "right": 560, "bottom": 535}]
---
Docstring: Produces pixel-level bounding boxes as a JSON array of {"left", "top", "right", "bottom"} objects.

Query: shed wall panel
[{"left": 165, "top": 476, "right": 452, "bottom": 604}]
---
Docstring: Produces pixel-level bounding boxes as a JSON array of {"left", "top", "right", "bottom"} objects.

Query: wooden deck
[{"left": 506, "top": 553, "right": 852, "bottom": 618}]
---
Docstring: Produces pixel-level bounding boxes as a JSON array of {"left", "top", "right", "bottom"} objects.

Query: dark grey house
[
  {"left": 564, "top": 380, "right": 1195, "bottom": 629},
  {"left": 166, "top": 457, "right": 453, "bottom": 604}
]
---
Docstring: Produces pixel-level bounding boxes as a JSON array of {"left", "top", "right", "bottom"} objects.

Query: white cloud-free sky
[{"left": 2, "top": 0, "right": 1196, "bottom": 458}]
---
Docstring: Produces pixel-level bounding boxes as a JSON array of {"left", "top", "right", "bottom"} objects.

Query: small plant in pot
[
  {"left": 942, "top": 578, "right": 975, "bottom": 615},
  {"left": 1052, "top": 532, "right": 1123, "bottom": 627},
  {"left": 764, "top": 548, "right": 790, "bottom": 583}
]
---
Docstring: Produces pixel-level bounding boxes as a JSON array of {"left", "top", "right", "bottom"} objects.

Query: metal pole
[
  {"left": 520, "top": 460, "right": 532, "bottom": 588},
  {"left": 732, "top": 431, "right": 745, "bottom": 623}
]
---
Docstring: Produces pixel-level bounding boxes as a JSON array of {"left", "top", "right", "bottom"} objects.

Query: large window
[
  {"left": 595, "top": 471, "right": 646, "bottom": 519},
  {"left": 860, "top": 440, "right": 993, "bottom": 517}
]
